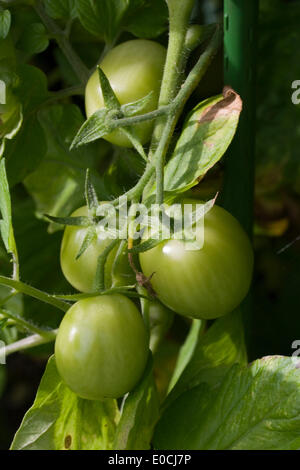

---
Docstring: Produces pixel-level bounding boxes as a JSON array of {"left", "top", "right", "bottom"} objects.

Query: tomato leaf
[
  {"left": 0, "top": 102, "right": 23, "bottom": 157},
  {"left": 85, "top": 169, "right": 99, "bottom": 211},
  {"left": 165, "top": 308, "right": 247, "bottom": 408},
  {"left": 114, "top": 355, "right": 159, "bottom": 450},
  {"left": 0, "top": 9, "right": 11, "bottom": 39},
  {"left": 75, "top": 226, "right": 97, "bottom": 260},
  {"left": 125, "top": 0, "right": 168, "bottom": 38},
  {"left": 0, "top": 159, "right": 18, "bottom": 263},
  {"left": 45, "top": 214, "right": 91, "bottom": 227},
  {"left": 121, "top": 91, "right": 154, "bottom": 117},
  {"left": 97, "top": 66, "right": 120, "bottom": 110},
  {"left": 70, "top": 108, "right": 114, "bottom": 149},
  {"left": 164, "top": 88, "right": 243, "bottom": 193},
  {"left": 154, "top": 356, "right": 300, "bottom": 450},
  {"left": 119, "top": 127, "right": 147, "bottom": 161},
  {"left": 44, "top": 0, "right": 77, "bottom": 20},
  {"left": 2, "top": 65, "right": 48, "bottom": 185},
  {"left": 18, "top": 23, "right": 49, "bottom": 55},
  {"left": 75, "top": 0, "right": 127, "bottom": 42},
  {"left": 24, "top": 104, "right": 112, "bottom": 232},
  {"left": 10, "top": 356, "right": 119, "bottom": 450},
  {"left": 167, "top": 319, "right": 202, "bottom": 392}
]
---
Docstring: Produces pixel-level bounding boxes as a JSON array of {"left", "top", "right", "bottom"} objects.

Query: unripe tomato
[
  {"left": 85, "top": 39, "right": 166, "bottom": 147},
  {"left": 139, "top": 201, "right": 253, "bottom": 320},
  {"left": 55, "top": 294, "right": 149, "bottom": 400},
  {"left": 60, "top": 206, "right": 134, "bottom": 293}
]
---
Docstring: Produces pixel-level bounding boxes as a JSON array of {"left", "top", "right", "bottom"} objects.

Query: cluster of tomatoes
[{"left": 55, "top": 40, "right": 254, "bottom": 401}]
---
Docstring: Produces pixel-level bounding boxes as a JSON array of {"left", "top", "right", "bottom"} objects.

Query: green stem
[
  {"left": 154, "top": 116, "right": 174, "bottom": 204},
  {"left": 110, "top": 163, "right": 155, "bottom": 205},
  {"left": 152, "top": 26, "right": 222, "bottom": 204},
  {"left": 0, "top": 331, "right": 58, "bottom": 358},
  {"left": 93, "top": 239, "right": 119, "bottom": 291},
  {"left": 171, "top": 26, "right": 223, "bottom": 120},
  {"left": 150, "top": 0, "right": 194, "bottom": 152},
  {"left": 0, "top": 308, "right": 56, "bottom": 339},
  {"left": 111, "top": 105, "right": 170, "bottom": 129},
  {"left": 34, "top": 2, "right": 89, "bottom": 84},
  {"left": 0, "top": 276, "right": 69, "bottom": 312}
]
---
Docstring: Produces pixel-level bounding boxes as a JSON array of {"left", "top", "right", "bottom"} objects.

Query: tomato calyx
[{"left": 128, "top": 251, "right": 156, "bottom": 298}]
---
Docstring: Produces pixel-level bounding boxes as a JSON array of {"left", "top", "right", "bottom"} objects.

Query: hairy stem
[
  {"left": 0, "top": 276, "right": 69, "bottom": 312},
  {"left": 0, "top": 308, "right": 56, "bottom": 339},
  {"left": 152, "top": 26, "right": 223, "bottom": 204},
  {"left": 150, "top": 0, "right": 194, "bottom": 153},
  {"left": 93, "top": 239, "right": 119, "bottom": 291}
]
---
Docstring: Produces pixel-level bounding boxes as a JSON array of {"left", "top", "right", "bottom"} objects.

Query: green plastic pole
[
  {"left": 222, "top": 1, "right": 259, "bottom": 358},
  {"left": 222, "top": 0, "right": 259, "bottom": 236}
]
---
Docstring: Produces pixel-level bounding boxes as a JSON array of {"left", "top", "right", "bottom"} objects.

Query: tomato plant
[
  {"left": 55, "top": 294, "right": 149, "bottom": 400},
  {"left": 1, "top": 0, "right": 299, "bottom": 454},
  {"left": 85, "top": 39, "right": 167, "bottom": 147}
]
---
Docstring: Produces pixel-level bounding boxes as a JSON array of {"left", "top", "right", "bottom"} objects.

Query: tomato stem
[
  {"left": 0, "top": 276, "right": 69, "bottom": 312},
  {"left": 0, "top": 308, "right": 56, "bottom": 339},
  {"left": 93, "top": 239, "right": 119, "bottom": 291}
]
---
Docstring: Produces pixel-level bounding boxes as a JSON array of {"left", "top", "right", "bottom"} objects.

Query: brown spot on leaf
[
  {"left": 197, "top": 86, "right": 243, "bottom": 125},
  {"left": 64, "top": 435, "right": 72, "bottom": 449}
]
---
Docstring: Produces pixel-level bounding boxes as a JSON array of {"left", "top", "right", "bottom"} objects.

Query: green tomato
[
  {"left": 85, "top": 39, "right": 166, "bottom": 147},
  {"left": 60, "top": 206, "right": 134, "bottom": 293},
  {"left": 139, "top": 201, "right": 253, "bottom": 320},
  {"left": 55, "top": 294, "right": 149, "bottom": 400}
]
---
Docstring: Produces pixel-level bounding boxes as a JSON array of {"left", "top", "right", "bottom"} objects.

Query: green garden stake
[{"left": 222, "top": 0, "right": 259, "bottom": 236}]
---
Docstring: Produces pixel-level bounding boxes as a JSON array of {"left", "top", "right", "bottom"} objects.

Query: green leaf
[
  {"left": 164, "top": 88, "right": 243, "bottom": 193},
  {"left": 18, "top": 23, "right": 49, "bottom": 55},
  {"left": 0, "top": 9, "right": 11, "bottom": 39},
  {"left": 114, "top": 356, "right": 159, "bottom": 450},
  {"left": 85, "top": 169, "right": 99, "bottom": 211},
  {"left": 154, "top": 356, "right": 300, "bottom": 450},
  {"left": 75, "top": 0, "right": 167, "bottom": 42},
  {"left": 24, "top": 104, "right": 112, "bottom": 231},
  {"left": 165, "top": 309, "right": 247, "bottom": 408},
  {"left": 168, "top": 319, "right": 202, "bottom": 392},
  {"left": 0, "top": 102, "right": 23, "bottom": 157},
  {"left": 45, "top": 0, "right": 77, "bottom": 20},
  {"left": 0, "top": 159, "right": 18, "bottom": 262},
  {"left": 97, "top": 66, "right": 120, "bottom": 110},
  {"left": 70, "top": 108, "right": 113, "bottom": 149},
  {"left": 5, "top": 114, "right": 47, "bottom": 186},
  {"left": 75, "top": 0, "right": 128, "bottom": 42},
  {"left": 15, "top": 64, "right": 49, "bottom": 114},
  {"left": 45, "top": 214, "right": 91, "bottom": 227},
  {"left": 125, "top": 0, "right": 168, "bottom": 38},
  {"left": 121, "top": 91, "right": 154, "bottom": 117},
  {"left": 119, "top": 127, "right": 147, "bottom": 161},
  {"left": 11, "top": 356, "right": 119, "bottom": 450},
  {"left": 76, "top": 226, "right": 96, "bottom": 259},
  {"left": 2, "top": 65, "right": 48, "bottom": 185},
  {"left": 129, "top": 237, "right": 163, "bottom": 254}
]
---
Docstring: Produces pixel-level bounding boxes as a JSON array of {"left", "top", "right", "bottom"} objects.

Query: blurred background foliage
[{"left": 1, "top": 0, "right": 300, "bottom": 449}]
